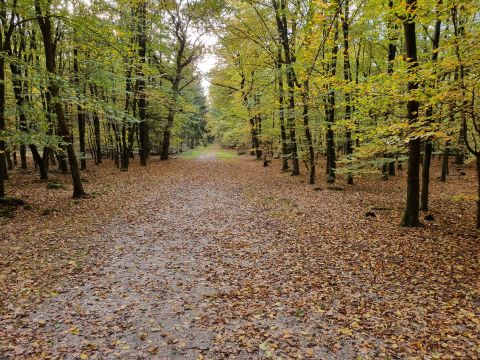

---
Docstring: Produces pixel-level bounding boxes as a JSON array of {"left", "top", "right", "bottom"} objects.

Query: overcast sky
[{"left": 196, "top": 34, "right": 218, "bottom": 96}]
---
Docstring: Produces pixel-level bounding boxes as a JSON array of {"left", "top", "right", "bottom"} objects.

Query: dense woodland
[
  {"left": 1, "top": 1, "right": 480, "bottom": 358},
  {"left": 0, "top": 0, "right": 479, "bottom": 227}
]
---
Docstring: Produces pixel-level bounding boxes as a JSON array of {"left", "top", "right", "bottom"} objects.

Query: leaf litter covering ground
[{"left": 1, "top": 152, "right": 479, "bottom": 359}]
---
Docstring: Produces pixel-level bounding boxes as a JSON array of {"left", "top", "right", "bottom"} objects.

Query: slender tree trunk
[
  {"left": 452, "top": 6, "right": 466, "bottom": 165},
  {"left": 254, "top": 95, "right": 262, "bottom": 159},
  {"left": 137, "top": 0, "right": 148, "bottom": 166},
  {"left": 0, "top": 0, "right": 17, "bottom": 196},
  {"left": 5, "top": 150, "right": 12, "bottom": 170},
  {"left": 385, "top": 0, "right": 398, "bottom": 178},
  {"left": 90, "top": 85, "right": 102, "bottom": 164},
  {"left": 420, "top": 140, "right": 432, "bottom": 210},
  {"left": 342, "top": 0, "right": 353, "bottom": 185},
  {"left": 400, "top": 0, "right": 421, "bottom": 227},
  {"left": 30, "top": 144, "right": 48, "bottom": 180},
  {"left": 20, "top": 145, "right": 27, "bottom": 169},
  {"left": 58, "top": 149, "right": 68, "bottom": 173},
  {"left": 277, "top": 55, "right": 289, "bottom": 171},
  {"left": 388, "top": 160, "right": 396, "bottom": 176},
  {"left": 9, "top": 27, "right": 29, "bottom": 172},
  {"left": 440, "top": 141, "right": 449, "bottom": 182},
  {"left": 0, "top": 57, "right": 7, "bottom": 197},
  {"left": 272, "top": 0, "right": 299, "bottom": 175},
  {"left": 326, "top": 26, "right": 339, "bottom": 184},
  {"left": 161, "top": 109, "right": 174, "bottom": 160},
  {"left": 286, "top": 70, "right": 299, "bottom": 175},
  {"left": 302, "top": 81, "right": 315, "bottom": 184},
  {"left": 476, "top": 156, "right": 480, "bottom": 228},
  {"left": 121, "top": 66, "right": 133, "bottom": 170},
  {"left": 161, "top": 96, "right": 176, "bottom": 160},
  {"left": 93, "top": 110, "right": 102, "bottom": 164},
  {"left": 73, "top": 48, "right": 86, "bottom": 170},
  {"left": 420, "top": 7, "right": 441, "bottom": 211},
  {"left": 35, "top": 0, "right": 86, "bottom": 198},
  {"left": 249, "top": 116, "right": 259, "bottom": 157}
]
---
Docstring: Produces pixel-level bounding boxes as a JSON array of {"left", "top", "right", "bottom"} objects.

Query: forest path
[
  {"left": 11, "top": 154, "right": 322, "bottom": 360},
  {"left": 4, "top": 151, "right": 479, "bottom": 359}
]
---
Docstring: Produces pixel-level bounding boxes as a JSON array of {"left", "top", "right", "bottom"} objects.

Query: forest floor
[{"left": 1, "top": 146, "right": 479, "bottom": 359}]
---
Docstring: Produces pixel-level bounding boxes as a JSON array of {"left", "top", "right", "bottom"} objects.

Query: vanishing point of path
[{"left": 3, "top": 148, "right": 479, "bottom": 359}]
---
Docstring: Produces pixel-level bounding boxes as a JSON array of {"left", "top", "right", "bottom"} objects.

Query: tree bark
[
  {"left": 400, "top": 0, "right": 421, "bottom": 227},
  {"left": 302, "top": 81, "right": 315, "bottom": 184},
  {"left": 440, "top": 141, "right": 449, "bottom": 182},
  {"left": 277, "top": 52, "right": 289, "bottom": 171},
  {"left": 326, "top": 25, "right": 339, "bottom": 184},
  {"left": 385, "top": 0, "right": 398, "bottom": 178},
  {"left": 73, "top": 48, "right": 86, "bottom": 170},
  {"left": 272, "top": 0, "right": 299, "bottom": 175},
  {"left": 161, "top": 97, "right": 177, "bottom": 160},
  {"left": 420, "top": 140, "right": 432, "bottom": 210},
  {"left": 89, "top": 85, "right": 102, "bottom": 164},
  {"left": 0, "top": 1, "right": 16, "bottom": 196},
  {"left": 342, "top": 0, "right": 353, "bottom": 185},
  {"left": 35, "top": 0, "right": 86, "bottom": 198},
  {"left": 476, "top": 156, "right": 480, "bottom": 228},
  {"left": 30, "top": 144, "right": 48, "bottom": 180},
  {"left": 137, "top": 0, "right": 148, "bottom": 166},
  {"left": 420, "top": 6, "right": 441, "bottom": 211}
]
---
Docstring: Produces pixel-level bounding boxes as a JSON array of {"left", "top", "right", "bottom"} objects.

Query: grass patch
[
  {"left": 180, "top": 145, "right": 238, "bottom": 160},
  {"left": 47, "top": 182, "right": 66, "bottom": 190},
  {"left": 180, "top": 148, "right": 205, "bottom": 159},
  {"left": 216, "top": 150, "right": 238, "bottom": 160}
]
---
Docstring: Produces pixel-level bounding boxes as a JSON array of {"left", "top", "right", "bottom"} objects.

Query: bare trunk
[
  {"left": 137, "top": 0, "right": 148, "bottom": 166},
  {"left": 400, "top": 0, "right": 421, "bottom": 226},
  {"left": 440, "top": 141, "right": 449, "bottom": 182},
  {"left": 420, "top": 140, "right": 432, "bottom": 210},
  {"left": 277, "top": 55, "right": 289, "bottom": 171},
  {"left": 326, "top": 25, "right": 339, "bottom": 184},
  {"left": 302, "top": 81, "right": 315, "bottom": 184},
  {"left": 36, "top": 0, "right": 86, "bottom": 198}
]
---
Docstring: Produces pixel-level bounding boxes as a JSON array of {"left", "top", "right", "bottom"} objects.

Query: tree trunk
[
  {"left": 161, "top": 104, "right": 175, "bottom": 160},
  {"left": 420, "top": 140, "right": 432, "bottom": 210},
  {"left": 73, "top": 48, "right": 86, "bottom": 170},
  {"left": 137, "top": 0, "right": 148, "bottom": 166},
  {"left": 249, "top": 116, "right": 260, "bottom": 158},
  {"left": 326, "top": 25, "right": 339, "bottom": 184},
  {"left": 0, "top": 57, "right": 7, "bottom": 197},
  {"left": 58, "top": 150, "right": 68, "bottom": 173},
  {"left": 30, "top": 145, "right": 48, "bottom": 180},
  {"left": 5, "top": 150, "right": 12, "bottom": 170},
  {"left": 400, "top": 0, "right": 421, "bottom": 227},
  {"left": 272, "top": 0, "right": 299, "bottom": 175},
  {"left": 388, "top": 159, "right": 395, "bottom": 176},
  {"left": 302, "top": 81, "right": 315, "bottom": 184},
  {"left": 385, "top": 0, "right": 398, "bottom": 177},
  {"left": 440, "top": 141, "right": 449, "bottom": 182},
  {"left": 277, "top": 54, "right": 289, "bottom": 171},
  {"left": 20, "top": 145, "right": 27, "bottom": 169},
  {"left": 121, "top": 65, "right": 133, "bottom": 170},
  {"left": 420, "top": 7, "right": 441, "bottom": 211},
  {"left": 90, "top": 85, "right": 102, "bottom": 164},
  {"left": 342, "top": 0, "right": 353, "bottom": 185},
  {"left": 476, "top": 156, "right": 480, "bottom": 228},
  {"left": 35, "top": 0, "right": 86, "bottom": 198},
  {"left": 286, "top": 71, "right": 299, "bottom": 175},
  {"left": 10, "top": 41, "right": 29, "bottom": 171}
]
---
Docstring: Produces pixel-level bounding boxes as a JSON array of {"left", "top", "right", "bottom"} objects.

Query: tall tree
[
  {"left": 400, "top": 0, "right": 421, "bottom": 227},
  {"left": 0, "top": 0, "right": 17, "bottom": 197},
  {"left": 35, "top": 0, "right": 86, "bottom": 198}
]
